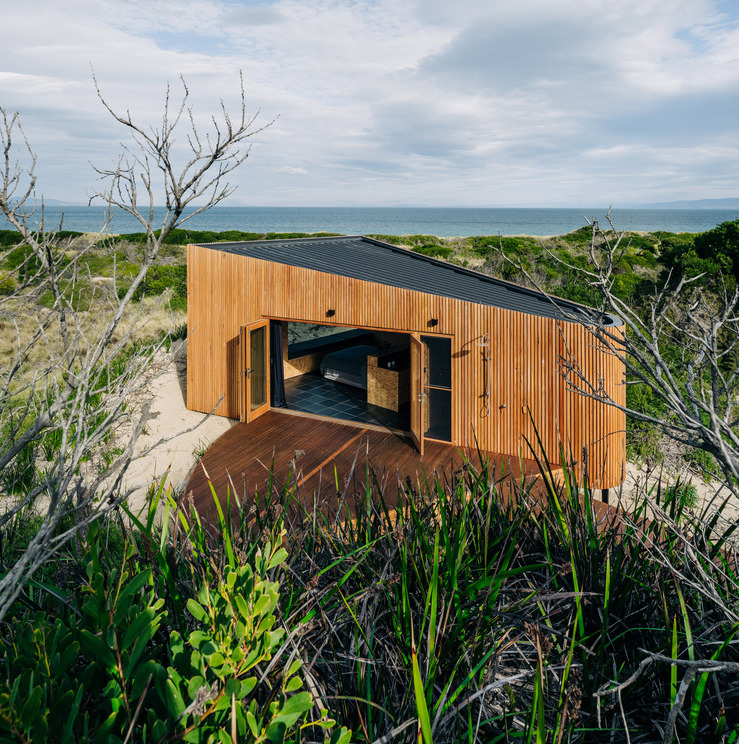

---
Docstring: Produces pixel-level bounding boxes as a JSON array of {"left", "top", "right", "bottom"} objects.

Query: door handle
[{"left": 245, "top": 368, "right": 252, "bottom": 379}]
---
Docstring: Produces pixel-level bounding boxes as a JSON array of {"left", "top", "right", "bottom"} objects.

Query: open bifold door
[
  {"left": 239, "top": 320, "right": 271, "bottom": 423},
  {"left": 410, "top": 334, "right": 425, "bottom": 455}
]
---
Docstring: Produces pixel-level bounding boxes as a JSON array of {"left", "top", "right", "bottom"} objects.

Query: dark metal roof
[{"left": 196, "top": 235, "right": 622, "bottom": 326}]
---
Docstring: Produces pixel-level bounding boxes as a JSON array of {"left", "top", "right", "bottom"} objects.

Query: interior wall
[{"left": 281, "top": 321, "right": 323, "bottom": 379}]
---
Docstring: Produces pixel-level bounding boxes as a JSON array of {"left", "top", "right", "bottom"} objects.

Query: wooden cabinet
[{"left": 366, "top": 354, "right": 409, "bottom": 412}]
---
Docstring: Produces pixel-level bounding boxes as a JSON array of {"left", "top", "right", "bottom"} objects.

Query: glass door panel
[
  {"left": 250, "top": 324, "right": 267, "bottom": 412},
  {"left": 240, "top": 320, "right": 270, "bottom": 423},
  {"left": 425, "top": 387, "right": 452, "bottom": 441},
  {"left": 421, "top": 335, "right": 452, "bottom": 442},
  {"left": 410, "top": 334, "right": 424, "bottom": 455}
]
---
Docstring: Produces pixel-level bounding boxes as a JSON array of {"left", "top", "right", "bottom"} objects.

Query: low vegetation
[{"left": 2, "top": 452, "right": 738, "bottom": 742}]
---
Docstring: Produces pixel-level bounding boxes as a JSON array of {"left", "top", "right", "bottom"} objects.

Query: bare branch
[
  {"left": 0, "top": 70, "right": 268, "bottom": 620},
  {"left": 494, "top": 210, "right": 739, "bottom": 498}
]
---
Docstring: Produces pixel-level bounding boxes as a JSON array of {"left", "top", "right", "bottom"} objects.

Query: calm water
[{"left": 3, "top": 205, "right": 737, "bottom": 237}]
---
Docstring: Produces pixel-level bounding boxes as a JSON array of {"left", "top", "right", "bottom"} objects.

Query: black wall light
[
  {"left": 326, "top": 309, "right": 336, "bottom": 317},
  {"left": 428, "top": 318, "right": 438, "bottom": 327}
]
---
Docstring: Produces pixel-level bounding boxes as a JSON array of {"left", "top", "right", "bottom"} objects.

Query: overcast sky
[{"left": 1, "top": 0, "right": 738, "bottom": 207}]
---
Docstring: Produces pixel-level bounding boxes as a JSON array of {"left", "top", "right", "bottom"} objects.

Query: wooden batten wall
[{"left": 187, "top": 244, "right": 626, "bottom": 488}]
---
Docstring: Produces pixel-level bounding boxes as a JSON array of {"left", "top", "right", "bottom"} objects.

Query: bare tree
[
  {"left": 498, "top": 213, "right": 739, "bottom": 501},
  {"left": 0, "top": 74, "right": 266, "bottom": 620}
]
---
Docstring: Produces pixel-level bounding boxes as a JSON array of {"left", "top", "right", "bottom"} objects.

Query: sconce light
[
  {"left": 428, "top": 318, "right": 438, "bottom": 327},
  {"left": 326, "top": 309, "right": 336, "bottom": 317}
]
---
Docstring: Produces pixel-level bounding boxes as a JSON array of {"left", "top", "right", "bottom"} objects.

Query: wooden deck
[{"left": 183, "top": 410, "right": 543, "bottom": 522}]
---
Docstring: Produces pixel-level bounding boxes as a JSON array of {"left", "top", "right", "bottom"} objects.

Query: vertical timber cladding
[{"left": 186, "top": 243, "right": 626, "bottom": 489}]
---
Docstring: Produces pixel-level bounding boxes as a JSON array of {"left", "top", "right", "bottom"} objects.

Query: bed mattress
[{"left": 320, "top": 345, "right": 378, "bottom": 389}]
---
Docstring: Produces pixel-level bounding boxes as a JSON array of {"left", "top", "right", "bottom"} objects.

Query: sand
[
  {"left": 613, "top": 460, "right": 739, "bottom": 538},
  {"left": 121, "top": 343, "right": 233, "bottom": 518}
]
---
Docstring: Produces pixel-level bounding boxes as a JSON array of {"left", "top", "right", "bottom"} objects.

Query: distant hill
[
  {"left": 638, "top": 198, "right": 739, "bottom": 210},
  {"left": 7, "top": 197, "right": 85, "bottom": 207},
  {"left": 39, "top": 198, "right": 86, "bottom": 206}
]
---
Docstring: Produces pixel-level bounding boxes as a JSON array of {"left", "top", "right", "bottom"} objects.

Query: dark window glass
[
  {"left": 250, "top": 325, "right": 267, "bottom": 410},
  {"left": 425, "top": 388, "right": 451, "bottom": 441},
  {"left": 422, "top": 336, "right": 451, "bottom": 389}
]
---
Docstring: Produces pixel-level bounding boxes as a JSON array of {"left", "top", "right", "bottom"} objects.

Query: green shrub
[
  {"left": 693, "top": 218, "right": 739, "bottom": 277},
  {"left": 629, "top": 250, "right": 658, "bottom": 269},
  {"left": 118, "top": 264, "right": 187, "bottom": 310},
  {"left": 117, "top": 228, "right": 341, "bottom": 246},
  {"left": 78, "top": 251, "right": 115, "bottom": 276},
  {"left": 0, "top": 274, "right": 15, "bottom": 295},
  {"left": 0, "top": 515, "right": 349, "bottom": 744},
  {"left": 560, "top": 225, "right": 596, "bottom": 245},
  {"left": 665, "top": 482, "right": 699, "bottom": 510},
  {"left": 412, "top": 243, "right": 453, "bottom": 259},
  {"left": 3, "top": 245, "right": 41, "bottom": 281},
  {"left": 685, "top": 447, "right": 720, "bottom": 482},
  {"left": 466, "top": 235, "right": 540, "bottom": 259},
  {"left": 4, "top": 447, "right": 739, "bottom": 742},
  {"left": 38, "top": 279, "right": 96, "bottom": 312},
  {"left": 655, "top": 231, "right": 696, "bottom": 252},
  {"left": 625, "top": 234, "right": 659, "bottom": 253},
  {"left": 0, "top": 230, "right": 22, "bottom": 247}
]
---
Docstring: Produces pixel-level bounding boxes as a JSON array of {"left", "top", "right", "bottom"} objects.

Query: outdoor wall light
[
  {"left": 428, "top": 318, "right": 438, "bottom": 327},
  {"left": 326, "top": 309, "right": 336, "bottom": 317}
]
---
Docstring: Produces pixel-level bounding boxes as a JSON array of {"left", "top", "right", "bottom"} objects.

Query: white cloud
[{"left": 0, "top": 0, "right": 737, "bottom": 205}]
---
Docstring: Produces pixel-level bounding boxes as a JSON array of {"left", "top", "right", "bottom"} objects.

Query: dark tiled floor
[{"left": 284, "top": 373, "right": 409, "bottom": 430}]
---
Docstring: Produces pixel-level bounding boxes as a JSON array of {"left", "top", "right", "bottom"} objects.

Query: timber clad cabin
[{"left": 186, "top": 235, "right": 626, "bottom": 490}]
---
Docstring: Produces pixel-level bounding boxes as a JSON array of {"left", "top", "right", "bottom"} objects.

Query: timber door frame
[
  {"left": 240, "top": 320, "right": 271, "bottom": 423},
  {"left": 410, "top": 333, "right": 425, "bottom": 455}
]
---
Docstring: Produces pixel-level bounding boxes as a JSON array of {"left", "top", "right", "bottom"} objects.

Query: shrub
[
  {"left": 3, "top": 449, "right": 739, "bottom": 742},
  {"left": 625, "top": 233, "right": 659, "bottom": 254},
  {"left": 0, "top": 230, "right": 22, "bottom": 247},
  {"left": 3, "top": 245, "right": 41, "bottom": 281},
  {"left": 560, "top": 225, "right": 596, "bottom": 245},
  {"left": 117, "top": 228, "right": 341, "bottom": 246},
  {"left": 0, "top": 508, "right": 350, "bottom": 744},
  {"left": 0, "top": 274, "right": 15, "bottom": 295},
  {"left": 685, "top": 447, "right": 720, "bottom": 482},
  {"left": 665, "top": 482, "right": 699, "bottom": 510},
  {"left": 38, "top": 279, "right": 96, "bottom": 312},
  {"left": 412, "top": 243, "right": 453, "bottom": 259},
  {"left": 118, "top": 264, "right": 187, "bottom": 310},
  {"left": 694, "top": 218, "right": 739, "bottom": 278}
]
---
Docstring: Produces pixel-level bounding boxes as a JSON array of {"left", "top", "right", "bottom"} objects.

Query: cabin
[{"left": 186, "top": 235, "right": 625, "bottom": 490}]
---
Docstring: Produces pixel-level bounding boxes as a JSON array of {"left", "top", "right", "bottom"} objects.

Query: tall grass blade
[{"left": 412, "top": 643, "right": 433, "bottom": 744}]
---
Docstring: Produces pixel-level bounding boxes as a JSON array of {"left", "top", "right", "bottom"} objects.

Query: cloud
[{"left": 1, "top": 0, "right": 738, "bottom": 205}]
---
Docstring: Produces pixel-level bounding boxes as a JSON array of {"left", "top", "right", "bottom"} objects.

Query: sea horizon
[{"left": 2, "top": 205, "right": 738, "bottom": 238}]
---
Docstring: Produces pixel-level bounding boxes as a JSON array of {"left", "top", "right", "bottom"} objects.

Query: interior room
[{"left": 280, "top": 321, "right": 411, "bottom": 431}]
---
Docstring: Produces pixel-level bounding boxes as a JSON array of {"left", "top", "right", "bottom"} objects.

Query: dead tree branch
[
  {"left": 0, "top": 71, "right": 267, "bottom": 620},
  {"left": 495, "top": 211, "right": 739, "bottom": 498}
]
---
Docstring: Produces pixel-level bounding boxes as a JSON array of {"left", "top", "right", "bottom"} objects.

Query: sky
[{"left": 1, "top": 0, "right": 738, "bottom": 207}]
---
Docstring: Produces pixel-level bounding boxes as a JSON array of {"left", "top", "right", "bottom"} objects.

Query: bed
[{"left": 320, "top": 345, "right": 378, "bottom": 389}]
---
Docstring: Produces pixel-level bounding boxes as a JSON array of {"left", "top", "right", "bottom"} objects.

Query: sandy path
[{"left": 123, "top": 345, "right": 234, "bottom": 517}]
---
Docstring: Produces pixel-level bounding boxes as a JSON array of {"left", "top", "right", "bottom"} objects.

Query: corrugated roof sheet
[{"left": 196, "top": 235, "right": 621, "bottom": 326}]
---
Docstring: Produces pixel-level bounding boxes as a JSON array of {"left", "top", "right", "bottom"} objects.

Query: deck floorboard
[{"left": 183, "top": 410, "right": 542, "bottom": 522}]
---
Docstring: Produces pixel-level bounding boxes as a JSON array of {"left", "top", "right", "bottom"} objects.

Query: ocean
[{"left": 3, "top": 205, "right": 737, "bottom": 238}]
